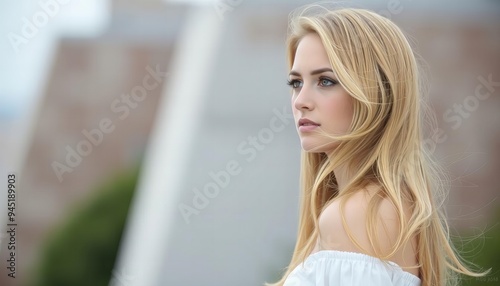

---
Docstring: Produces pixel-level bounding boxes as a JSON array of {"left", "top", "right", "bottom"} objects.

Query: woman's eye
[
  {"left": 319, "top": 77, "right": 337, "bottom": 87},
  {"left": 287, "top": 79, "right": 302, "bottom": 89}
]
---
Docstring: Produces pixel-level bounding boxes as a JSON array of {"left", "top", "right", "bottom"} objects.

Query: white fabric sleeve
[{"left": 283, "top": 251, "right": 421, "bottom": 286}]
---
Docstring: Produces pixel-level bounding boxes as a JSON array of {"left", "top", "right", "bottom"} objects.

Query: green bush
[
  {"left": 29, "top": 168, "right": 139, "bottom": 286},
  {"left": 455, "top": 208, "right": 500, "bottom": 286}
]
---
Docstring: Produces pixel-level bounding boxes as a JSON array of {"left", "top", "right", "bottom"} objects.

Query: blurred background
[{"left": 0, "top": 0, "right": 499, "bottom": 285}]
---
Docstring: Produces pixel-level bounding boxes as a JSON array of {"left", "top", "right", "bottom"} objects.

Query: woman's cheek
[{"left": 324, "top": 96, "right": 353, "bottom": 134}]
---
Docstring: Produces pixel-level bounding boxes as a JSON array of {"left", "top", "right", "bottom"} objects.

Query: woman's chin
[{"left": 300, "top": 139, "right": 338, "bottom": 153}]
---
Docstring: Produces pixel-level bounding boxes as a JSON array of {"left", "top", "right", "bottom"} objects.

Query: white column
[{"left": 111, "top": 3, "right": 222, "bottom": 286}]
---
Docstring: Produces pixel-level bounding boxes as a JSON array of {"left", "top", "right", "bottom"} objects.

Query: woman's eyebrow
[{"left": 289, "top": 68, "right": 334, "bottom": 76}]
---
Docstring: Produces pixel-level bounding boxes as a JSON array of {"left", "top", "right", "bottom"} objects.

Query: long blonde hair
[{"left": 267, "top": 5, "right": 487, "bottom": 286}]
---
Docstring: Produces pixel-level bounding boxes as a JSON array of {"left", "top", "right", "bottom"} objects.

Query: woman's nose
[{"left": 293, "top": 89, "right": 314, "bottom": 111}]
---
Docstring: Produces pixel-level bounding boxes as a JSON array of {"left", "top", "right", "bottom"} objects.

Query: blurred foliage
[
  {"left": 28, "top": 167, "right": 139, "bottom": 286},
  {"left": 455, "top": 208, "right": 500, "bottom": 286}
]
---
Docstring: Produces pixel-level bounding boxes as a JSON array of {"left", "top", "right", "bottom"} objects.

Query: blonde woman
[{"left": 267, "top": 5, "right": 487, "bottom": 286}]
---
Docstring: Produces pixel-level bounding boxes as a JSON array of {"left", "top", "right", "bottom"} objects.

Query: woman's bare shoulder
[
  {"left": 317, "top": 185, "right": 418, "bottom": 273},
  {"left": 318, "top": 188, "right": 382, "bottom": 253}
]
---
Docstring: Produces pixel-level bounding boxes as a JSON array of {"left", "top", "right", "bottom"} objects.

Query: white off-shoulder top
[{"left": 283, "top": 250, "right": 421, "bottom": 286}]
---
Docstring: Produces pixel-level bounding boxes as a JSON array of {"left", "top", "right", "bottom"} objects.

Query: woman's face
[{"left": 289, "top": 33, "right": 354, "bottom": 152}]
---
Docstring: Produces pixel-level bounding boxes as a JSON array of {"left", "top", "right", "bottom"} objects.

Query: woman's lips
[
  {"left": 298, "top": 124, "right": 319, "bottom": 132},
  {"left": 298, "top": 118, "right": 320, "bottom": 132}
]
